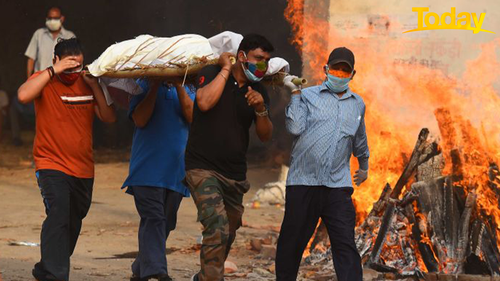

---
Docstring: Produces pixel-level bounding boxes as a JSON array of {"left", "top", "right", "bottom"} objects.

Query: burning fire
[{"left": 285, "top": 0, "right": 500, "bottom": 264}]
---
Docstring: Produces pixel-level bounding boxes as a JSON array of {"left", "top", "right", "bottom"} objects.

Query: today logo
[{"left": 404, "top": 7, "right": 495, "bottom": 34}]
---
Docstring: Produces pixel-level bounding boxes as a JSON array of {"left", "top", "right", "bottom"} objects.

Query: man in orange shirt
[{"left": 18, "top": 38, "right": 115, "bottom": 281}]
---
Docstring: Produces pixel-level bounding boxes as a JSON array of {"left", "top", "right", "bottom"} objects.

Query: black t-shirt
[{"left": 185, "top": 65, "right": 270, "bottom": 181}]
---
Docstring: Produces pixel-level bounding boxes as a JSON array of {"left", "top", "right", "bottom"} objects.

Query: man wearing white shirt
[{"left": 25, "top": 6, "right": 76, "bottom": 78}]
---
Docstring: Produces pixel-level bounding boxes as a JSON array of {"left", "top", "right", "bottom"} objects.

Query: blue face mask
[
  {"left": 325, "top": 67, "right": 352, "bottom": 93},
  {"left": 243, "top": 67, "right": 263, "bottom": 82}
]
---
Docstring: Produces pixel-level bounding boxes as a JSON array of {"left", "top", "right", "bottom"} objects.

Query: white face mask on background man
[{"left": 45, "top": 18, "right": 62, "bottom": 31}]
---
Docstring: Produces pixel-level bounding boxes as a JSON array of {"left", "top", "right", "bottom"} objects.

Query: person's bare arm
[
  {"left": 25, "top": 32, "right": 38, "bottom": 79},
  {"left": 27, "top": 58, "right": 35, "bottom": 79},
  {"left": 82, "top": 73, "right": 116, "bottom": 123},
  {"left": 175, "top": 84, "right": 194, "bottom": 123},
  {"left": 246, "top": 86, "right": 273, "bottom": 142},
  {"left": 131, "top": 81, "right": 160, "bottom": 128},
  {"left": 255, "top": 113, "right": 273, "bottom": 142},
  {"left": 196, "top": 52, "right": 233, "bottom": 112}
]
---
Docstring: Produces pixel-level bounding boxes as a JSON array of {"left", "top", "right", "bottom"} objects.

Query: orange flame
[{"left": 302, "top": 219, "right": 323, "bottom": 258}]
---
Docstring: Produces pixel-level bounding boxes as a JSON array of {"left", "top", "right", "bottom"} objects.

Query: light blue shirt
[
  {"left": 25, "top": 27, "right": 76, "bottom": 72},
  {"left": 285, "top": 83, "right": 369, "bottom": 188}
]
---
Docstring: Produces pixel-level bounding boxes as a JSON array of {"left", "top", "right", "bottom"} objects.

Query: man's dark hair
[
  {"left": 47, "top": 6, "right": 63, "bottom": 14},
  {"left": 237, "top": 34, "right": 274, "bottom": 54},
  {"left": 54, "top": 38, "right": 83, "bottom": 58}
]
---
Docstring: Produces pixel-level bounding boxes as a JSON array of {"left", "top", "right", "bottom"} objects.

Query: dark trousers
[
  {"left": 276, "top": 185, "right": 362, "bottom": 281},
  {"left": 128, "top": 186, "right": 183, "bottom": 278},
  {"left": 32, "top": 169, "right": 93, "bottom": 281}
]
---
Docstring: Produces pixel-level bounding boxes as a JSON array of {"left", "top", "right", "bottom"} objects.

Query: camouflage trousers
[{"left": 184, "top": 169, "right": 250, "bottom": 281}]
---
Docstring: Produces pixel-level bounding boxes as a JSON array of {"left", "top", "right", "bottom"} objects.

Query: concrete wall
[{"left": 326, "top": 0, "right": 499, "bottom": 76}]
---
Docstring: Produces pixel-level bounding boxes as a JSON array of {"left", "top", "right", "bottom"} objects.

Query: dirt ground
[{"left": 0, "top": 137, "right": 290, "bottom": 281}]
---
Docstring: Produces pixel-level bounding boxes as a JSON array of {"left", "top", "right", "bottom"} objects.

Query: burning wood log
[
  {"left": 481, "top": 222, "right": 500, "bottom": 275},
  {"left": 377, "top": 205, "right": 424, "bottom": 277},
  {"left": 368, "top": 128, "right": 438, "bottom": 266},
  {"left": 390, "top": 128, "right": 431, "bottom": 199},
  {"left": 416, "top": 153, "right": 444, "bottom": 182},
  {"left": 464, "top": 220, "right": 491, "bottom": 274},
  {"left": 443, "top": 177, "right": 460, "bottom": 268},
  {"left": 488, "top": 163, "right": 500, "bottom": 207},
  {"left": 434, "top": 108, "right": 457, "bottom": 153},
  {"left": 466, "top": 219, "right": 500, "bottom": 275},
  {"left": 356, "top": 184, "right": 392, "bottom": 237},
  {"left": 413, "top": 178, "right": 446, "bottom": 244},
  {"left": 404, "top": 201, "right": 439, "bottom": 273},
  {"left": 457, "top": 192, "right": 477, "bottom": 273},
  {"left": 489, "top": 163, "right": 500, "bottom": 186},
  {"left": 356, "top": 184, "right": 392, "bottom": 259},
  {"left": 368, "top": 200, "right": 397, "bottom": 265},
  {"left": 450, "top": 149, "right": 464, "bottom": 181},
  {"left": 414, "top": 179, "right": 450, "bottom": 270},
  {"left": 368, "top": 262, "right": 399, "bottom": 274}
]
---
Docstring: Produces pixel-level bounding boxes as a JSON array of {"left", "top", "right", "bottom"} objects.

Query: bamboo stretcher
[{"left": 97, "top": 61, "right": 307, "bottom": 86}]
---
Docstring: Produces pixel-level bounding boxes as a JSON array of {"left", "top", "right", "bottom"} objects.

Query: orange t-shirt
[{"left": 32, "top": 72, "right": 95, "bottom": 178}]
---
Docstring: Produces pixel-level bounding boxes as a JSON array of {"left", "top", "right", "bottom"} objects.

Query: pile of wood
[{"left": 306, "top": 108, "right": 500, "bottom": 278}]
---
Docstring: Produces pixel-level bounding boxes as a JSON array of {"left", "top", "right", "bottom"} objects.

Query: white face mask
[{"left": 46, "top": 19, "right": 62, "bottom": 31}]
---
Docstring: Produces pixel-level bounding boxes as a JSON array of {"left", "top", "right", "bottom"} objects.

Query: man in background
[
  {"left": 10, "top": 6, "right": 76, "bottom": 146},
  {"left": 25, "top": 6, "right": 76, "bottom": 78}
]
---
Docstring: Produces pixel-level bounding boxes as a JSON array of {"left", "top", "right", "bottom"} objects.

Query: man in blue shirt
[
  {"left": 276, "top": 47, "right": 369, "bottom": 281},
  {"left": 122, "top": 79, "right": 195, "bottom": 281}
]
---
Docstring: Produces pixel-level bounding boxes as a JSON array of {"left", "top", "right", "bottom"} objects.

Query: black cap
[{"left": 327, "top": 47, "right": 355, "bottom": 69}]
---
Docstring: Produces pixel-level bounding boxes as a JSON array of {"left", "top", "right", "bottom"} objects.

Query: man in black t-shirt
[{"left": 185, "top": 34, "right": 274, "bottom": 281}]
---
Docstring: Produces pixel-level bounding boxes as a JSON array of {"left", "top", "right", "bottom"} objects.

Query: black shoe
[
  {"left": 130, "top": 274, "right": 148, "bottom": 281},
  {"left": 190, "top": 273, "right": 199, "bottom": 281},
  {"left": 32, "top": 265, "right": 60, "bottom": 281},
  {"left": 158, "top": 274, "right": 173, "bottom": 281}
]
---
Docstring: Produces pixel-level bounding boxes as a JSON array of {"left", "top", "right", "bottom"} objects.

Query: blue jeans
[{"left": 128, "top": 186, "right": 183, "bottom": 278}]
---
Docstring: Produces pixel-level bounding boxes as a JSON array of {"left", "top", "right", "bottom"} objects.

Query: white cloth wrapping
[
  {"left": 88, "top": 34, "right": 214, "bottom": 77},
  {"left": 90, "top": 32, "right": 291, "bottom": 103},
  {"left": 266, "top": 57, "right": 290, "bottom": 75},
  {"left": 208, "top": 31, "right": 243, "bottom": 56}
]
